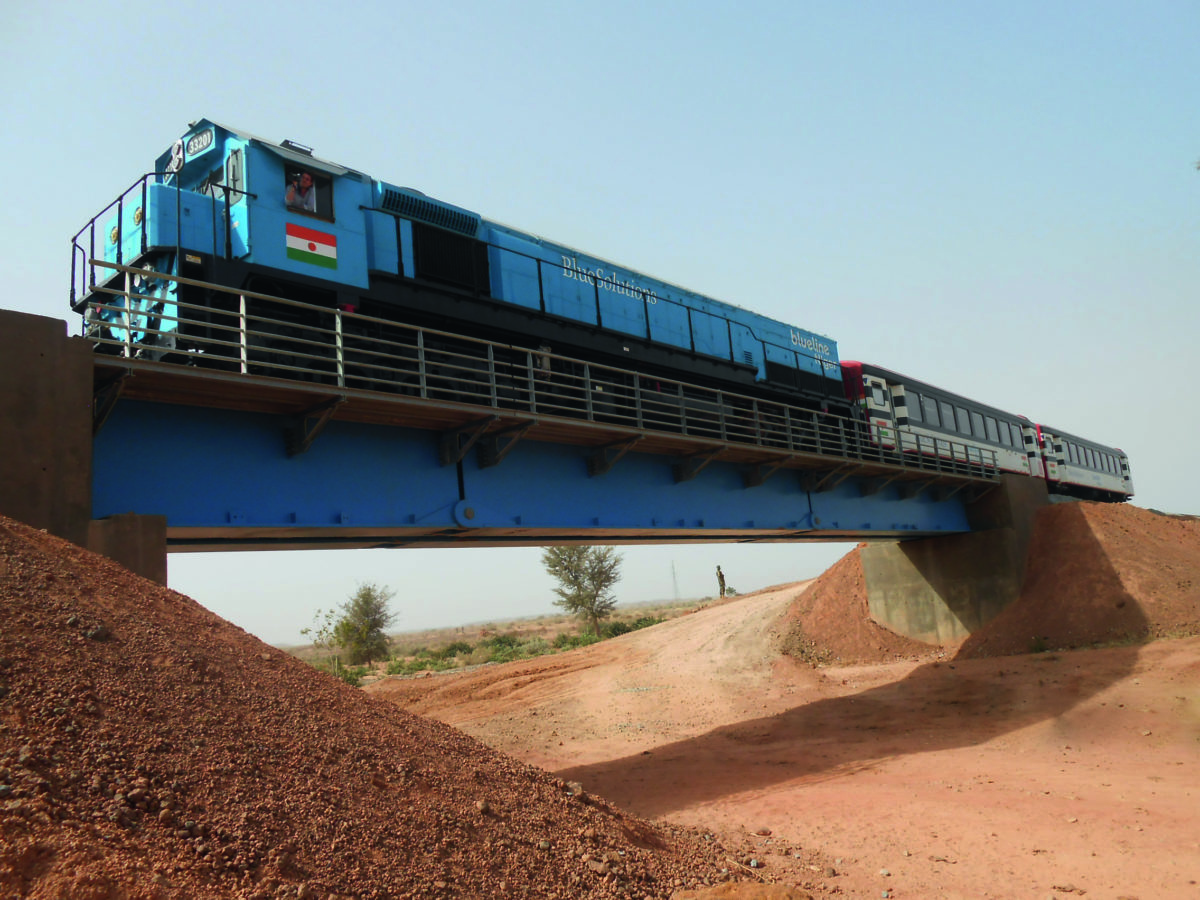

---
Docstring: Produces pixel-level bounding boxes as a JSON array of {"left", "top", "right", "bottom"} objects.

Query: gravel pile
[{"left": 0, "top": 515, "right": 756, "bottom": 899}]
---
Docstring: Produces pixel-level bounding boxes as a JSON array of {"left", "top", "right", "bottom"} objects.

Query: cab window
[{"left": 284, "top": 168, "right": 333, "bottom": 220}]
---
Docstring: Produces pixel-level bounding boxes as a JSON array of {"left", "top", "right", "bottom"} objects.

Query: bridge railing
[{"left": 80, "top": 261, "right": 999, "bottom": 481}]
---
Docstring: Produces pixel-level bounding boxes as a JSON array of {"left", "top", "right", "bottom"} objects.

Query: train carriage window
[
  {"left": 985, "top": 416, "right": 999, "bottom": 443},
  {"left": 939, "top": 401, "right": 956, "bottom": 432},
  {"left": 1067, "top": 443, "right": 1078, "bottom": 464},
  {"left": 922, "top": 395, "right": 940, "bottom": 426},
  {"left": 997, "top": 421, "right": 1011, "bottom": 447},
  {"left": 1012, "top": 423, "right": 1024, "bottom": 447},
  {"left": 971, "top": 411, "right": 985, "bottom": 438},
  {"left": 284, "top": 168, "right": 333, "bottom": 220},
  {"left": 908, "top": 392, "right": 923, "bottom": 422},
  {"left": 956, "top": 406, "right": 972, "bottom": 435},
  {"left": 871, "top": 383, "right": 888, "bottom": 406}
]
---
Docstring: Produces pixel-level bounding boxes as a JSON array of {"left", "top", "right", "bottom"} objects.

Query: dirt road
[{"left": 370, "top": 506, "right": 1200, "bottom": 899}]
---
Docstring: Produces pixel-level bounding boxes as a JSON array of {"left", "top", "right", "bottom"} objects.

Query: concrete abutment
[
  {"left": 0, "top": 310, "right": 166, "bottom": 584},
  {"left": 861, "top": 474, "right": 1050, "bottom": 643}
]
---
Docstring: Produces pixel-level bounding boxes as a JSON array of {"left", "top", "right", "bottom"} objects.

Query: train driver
[{"left": 286, "top": 170, "right": 317, "bottom": 213}]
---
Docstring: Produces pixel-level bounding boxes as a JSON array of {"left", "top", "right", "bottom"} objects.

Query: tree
[
  {"left": 541, "top": 546, "right": 622, "bottom": 636},
  {"left": 303, "top": 582, "right": 398, "bottom": 666}
]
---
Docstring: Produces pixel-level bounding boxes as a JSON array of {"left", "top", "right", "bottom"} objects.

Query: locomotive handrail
[
  {"left": 70, "top": 174, "right": 254, "bottom": 311},
  {"left": 79, "top": 260, "right": 1000, "bottom": 485}
]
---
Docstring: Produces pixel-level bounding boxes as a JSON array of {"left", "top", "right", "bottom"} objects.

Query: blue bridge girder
[{"left": 90, "top": 361, "right": 992, "bottom": 553}]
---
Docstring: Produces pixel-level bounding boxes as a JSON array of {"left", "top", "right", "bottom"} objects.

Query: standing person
[
  {"left": 716, "top": 565, "right": 726, "bottom": 598},
  {"left": 286, "top": 170, "right": 317, "bottom": 212}
]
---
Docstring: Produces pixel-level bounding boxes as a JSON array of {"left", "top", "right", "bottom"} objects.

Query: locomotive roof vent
[
  {"left": 281, "top": 139, "right": 314, "bottom": 156},
  {"left": 379, "top": 186, "right": 480, "bottom": 237}
]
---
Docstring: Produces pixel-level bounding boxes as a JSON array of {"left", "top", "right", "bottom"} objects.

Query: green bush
[
  {"left": 315, "top": 659, "right": 369, "bottom": 686},
  {"left": 553, "top": 631, "right": 602, "bottom": 650},
  {"left": 481, "top": 633, "right": 521, "bottom": 651},
  {"left": 386, "top": 656, "right": 455, "bottom": 676},
  {"left": 435, "top": 640, "right": 474, "bottom": 659}
]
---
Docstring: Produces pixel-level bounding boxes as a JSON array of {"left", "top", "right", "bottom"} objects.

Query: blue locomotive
[
  {"left": 72, "top": 118, "right": 843, "bottom": 411},
  {"left": 70, "top": 119, "right": 1132, "bottom": 502}
]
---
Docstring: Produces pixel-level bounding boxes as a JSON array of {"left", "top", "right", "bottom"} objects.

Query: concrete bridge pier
[
  {"left": 0, "top": 310, "right": 167, "bottom": 584},
  {"left": 860, "top": 474, "right": 1049, "bottom": 643}
]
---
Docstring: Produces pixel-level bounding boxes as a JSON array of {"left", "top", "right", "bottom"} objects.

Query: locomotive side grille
[{"left": 381, "top": 189, "right": 480, "bottom": 236}]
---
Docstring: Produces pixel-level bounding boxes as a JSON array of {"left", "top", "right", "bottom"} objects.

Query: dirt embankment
[
  {"left": 372, "top": 502, "right": 1200, "bottom": 899},
  {"left": 2, "top": 501, "right": 1197, "bottom": 899},
  {"left": 0, "top": 515, "right": 799, "bottom": 900}
]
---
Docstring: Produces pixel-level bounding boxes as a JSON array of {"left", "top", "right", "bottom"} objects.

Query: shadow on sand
[{"left": 557, "top": 506, "right": 1150, "bottom": 817}]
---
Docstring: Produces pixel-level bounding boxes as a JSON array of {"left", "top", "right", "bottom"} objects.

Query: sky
[{"left": 2, "top": 1, "right": 1197, "bottom": 645}]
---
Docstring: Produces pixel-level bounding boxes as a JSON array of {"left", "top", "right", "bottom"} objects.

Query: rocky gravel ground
[{"left": 0, "top": 515, "right": 823, "bottom": 899}]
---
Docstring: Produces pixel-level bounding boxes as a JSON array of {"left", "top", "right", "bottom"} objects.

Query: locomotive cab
[{"left": 72, "top": 120, "right": 375, "bottom": 359}]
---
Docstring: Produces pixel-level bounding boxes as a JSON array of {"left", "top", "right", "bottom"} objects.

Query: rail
[{"left": 78, "top": 260, "right": 1000, "bottom": 482}]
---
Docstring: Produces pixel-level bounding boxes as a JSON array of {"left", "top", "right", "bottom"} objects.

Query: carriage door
[
  {"left": 863, "top": 374, "right": 895, "bottom": 448},
  {"left": 1022, "top": 424, "right": 1046, "bottom": 479},
  {"left": 1041, "top": 429, "right": 1062, "bottom": 483}
]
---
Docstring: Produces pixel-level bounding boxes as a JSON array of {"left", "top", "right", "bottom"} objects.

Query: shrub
[
  {"left": 553, "top": 631, "right": 602, "bottom": 650},
  {"left": 604, "top": 621, "right": 633, "bottom": 638},
  {"left": 432, "top": 640, "right": 473, "bottom": 660},
  {"left": 315, "top": 659, "right": 369, "bottom": 686}
]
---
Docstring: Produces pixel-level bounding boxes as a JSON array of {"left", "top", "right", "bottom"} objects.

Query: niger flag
[{"left": 285, "top": 223, "right": 338, "bottom": 269}]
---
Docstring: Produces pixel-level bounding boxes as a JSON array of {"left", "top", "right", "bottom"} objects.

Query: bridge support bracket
[
  {"left": 742, "top": 457, "right": 793, "bottom": 488},
  {"left": 858, "top": 472, "right": 903, "bottom": 497},
  {"left": 587, "top": 436, "right": 644, "bottom": 477},
  {"left": 286, "top": 396, "right": 347, "bottom": 457},
  {"left": 439, "top": 415, "right": 500, "bottom": 467},
  {"left": 478, "top": 419, "right": 538, "bottom": 469},
  {"left": 92, "top": 371, "right": 128, "bottom": 436},
  {"left": 672, "top": 447, "right": 724, "bottom": 484},
  {"left": 799, "top": 464, "right": 857, "bottom": 493}
]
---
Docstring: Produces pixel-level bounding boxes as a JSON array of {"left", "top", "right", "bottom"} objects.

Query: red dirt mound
[
  {"left": 0, "top": 515, "right": 755, "bottom": 899},
  {"left": 781, "top": 501, "right": 1200, "bottom": 664},
  {"left": 776, "top": 548, "right": 941, "bottom": 665},
  {"left": 958, "top": 501, "right": 1200, "bottom": 658}
]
